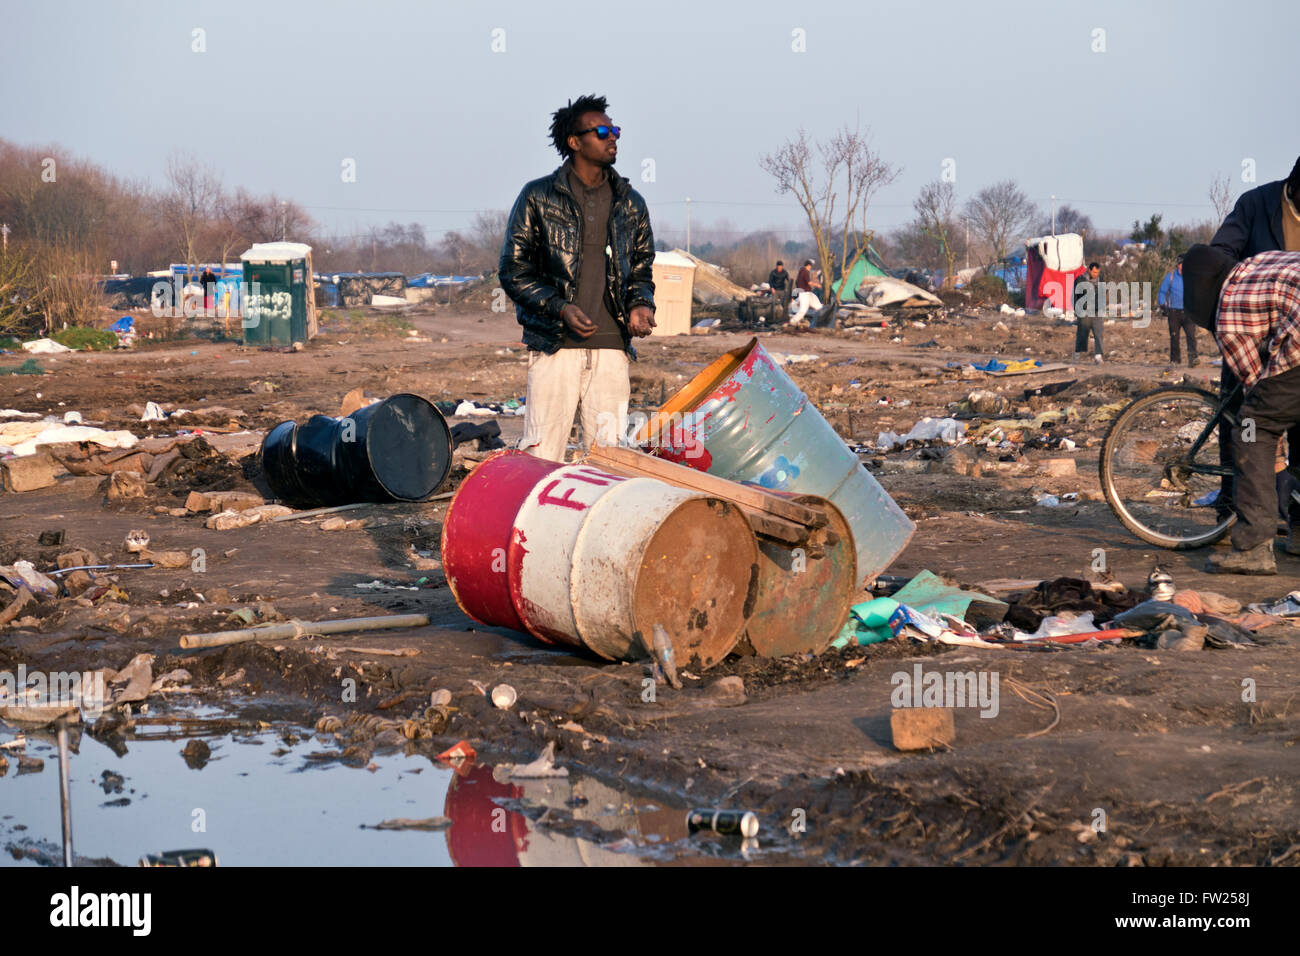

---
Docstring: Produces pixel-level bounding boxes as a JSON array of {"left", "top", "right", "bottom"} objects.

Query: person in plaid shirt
[{"left": 1207, "top": 250, "right": 1300, "bottom": 574}]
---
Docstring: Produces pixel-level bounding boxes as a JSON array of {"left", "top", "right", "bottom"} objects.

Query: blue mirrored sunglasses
[{"left": 576, "top": 125, "right": 621, "bottom": 140}]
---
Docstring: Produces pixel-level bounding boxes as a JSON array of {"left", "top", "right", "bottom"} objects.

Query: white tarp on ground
[
  {"left": 0, "top": 420, "right": 138, "bottom": 457},
  {"left": 21, "top": 338, "right": 73, "bottom": 353},
  {"left": 854, "top": 276, "right": 943, "bottom": 308},
  {"left": 1027, "top": 233, "right": 1084, "bottom": 272}
]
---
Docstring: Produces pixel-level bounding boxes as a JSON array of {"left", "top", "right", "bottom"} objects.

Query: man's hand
[
  {"left": 628, "top": 305, "right": 656, "bottom": 338},
  {"left": 561, "top": 304, "right": 597, "bottom": 339}
]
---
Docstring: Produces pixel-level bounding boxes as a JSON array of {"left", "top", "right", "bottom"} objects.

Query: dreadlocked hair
[{"left": 550, "top": 94, "right": 609, "bottom": 159}]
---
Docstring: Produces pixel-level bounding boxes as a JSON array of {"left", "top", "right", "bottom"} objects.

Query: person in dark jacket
[
  {"left": 1072, "top": 262, "right": 1105, "bottom": 363},
  {"left": 499, "top": 94, "right": 656, "bottom": 462},
  {"left": 767, "top": 260, "right": 791, "bottom": 316},
  {"left": 1157, "top": 257, "right": 1195, "bottom": 365},
  {"left": 1211, "top": 157, "right": 1300, "bottom": 263},
  {"left": 1191, "top": 156, "right": 1300, "bottom": 550}
]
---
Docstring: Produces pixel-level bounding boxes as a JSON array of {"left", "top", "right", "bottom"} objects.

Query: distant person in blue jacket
[{"left": 1157, "top": 256, "right": 1195, "bottom": 365}]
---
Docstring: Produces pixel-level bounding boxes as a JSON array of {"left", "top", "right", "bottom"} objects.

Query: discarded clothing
[
  {"left": 450, "top": 420, "right": 505, "bottom": 451},
  {"left": 971, "top": 358, "right": 1042, "bottom": 373},
  {"left": 1003, "top": 577, "right": 1144, "bottom": 631}
]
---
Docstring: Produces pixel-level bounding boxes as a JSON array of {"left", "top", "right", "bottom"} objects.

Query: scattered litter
[
  {"left": 361, "top": 817, "right": 452, "bottom": 831},
  {"left": 877, "top": 417, "right": 966, "bottom": 450},
  {"left": 436, "top": 740, "right": 476, "bottom": 764},
  {"left": 124, "top": 529, "right": 151, "bottom": 554},
  {"left": 21, "top": 338, "right": 73, "bottom": 354},
  {"left": 0, "top": 561, "right": 59, "bottom": 597},
  {"left": 490, "top": 684, "right": 517, "bottom": 709},
  {"left": 686, "top": 809, "right": 759, "bottom": 837},
  {"left": 1147, "top": 568, "right": 1175, "bottom": 602},
  {"left": 494, "top": 740, "right": 567, "bottom": 779},
  {"left": 1247, "top": 590, "right": 1300, "bottom": 616},
  {"left": 0, "top": 421, "right": 138, "bottom": 457}
]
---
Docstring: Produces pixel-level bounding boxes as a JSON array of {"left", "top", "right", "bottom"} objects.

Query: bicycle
[{"left": 1099, "top": 381, "right": 1242, "bottom": 549}]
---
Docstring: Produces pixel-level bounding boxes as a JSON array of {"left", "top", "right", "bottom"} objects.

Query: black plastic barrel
[{"left": 260, "top": 393, "right": 452, "bottom": 507}]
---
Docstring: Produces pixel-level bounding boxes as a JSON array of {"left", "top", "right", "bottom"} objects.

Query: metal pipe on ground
[
  {"left": 180, "top": 613, "right": 431, "bottom": 649},
  {"left": 56, "top": 717, "right": 73, "bottom": 867}
]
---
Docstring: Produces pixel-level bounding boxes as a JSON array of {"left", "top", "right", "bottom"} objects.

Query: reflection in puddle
[{"left": 0, "top": 704, "right": 761, "bottom": 867}]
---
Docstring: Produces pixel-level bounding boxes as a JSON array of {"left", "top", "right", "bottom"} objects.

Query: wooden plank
[
  {"left": 739, "top": 507, "right": 809, "bottom": 546},
  {"left": 585, "top": 445, "right": 826, "bottom": 527},
  {"left": 592, "top": 455, "right": 810, "bottom": 544}
]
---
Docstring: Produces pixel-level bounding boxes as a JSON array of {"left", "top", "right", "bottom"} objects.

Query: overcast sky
[{"left": 3, "top": 0, "right": 1296, "bottom": 248}]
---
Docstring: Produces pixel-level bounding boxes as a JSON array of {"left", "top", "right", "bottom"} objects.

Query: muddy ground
[{"left": 3, "top": 300, "right": 1299, "bottom": 866}]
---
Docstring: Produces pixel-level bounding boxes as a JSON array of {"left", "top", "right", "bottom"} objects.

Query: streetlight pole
[
  {"left": 685, "top": 197, "right": 691, "bottom": 255},
  {"left": 1050, "top": 195, "right": 1057, "bottom": 236}
]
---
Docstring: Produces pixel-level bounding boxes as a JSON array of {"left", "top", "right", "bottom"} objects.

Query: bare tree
[
  {"left": 1034, "top": 204, "right": 1092, "bottom": 237},
  {"left": 1209, "top": 173, "right": 1233, "bottom": 224},
  {"left": 163, "top": 153, "right": 221, "bottom": 269},
  {"left": 965, "top": 179, "right": 1036, "bottom": 266},
  {"left": 913, "top": 180, "right": 958, "bottom": 288},
  {"left": 760, "top": 125, "right": 898, "bottom": 304}
]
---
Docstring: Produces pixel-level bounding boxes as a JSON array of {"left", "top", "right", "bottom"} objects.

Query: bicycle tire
[{"left": 1099, "top": 385, "right": 1234, "bottom": 550}]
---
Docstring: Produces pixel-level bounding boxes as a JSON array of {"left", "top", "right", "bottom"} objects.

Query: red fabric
[{"left": 1039, "top": 265, "right": 1085, "bottom": 311}]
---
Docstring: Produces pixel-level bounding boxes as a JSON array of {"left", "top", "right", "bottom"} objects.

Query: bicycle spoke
[{"left": 1101, "top": 388, "right": 1234, "bottom": 548}]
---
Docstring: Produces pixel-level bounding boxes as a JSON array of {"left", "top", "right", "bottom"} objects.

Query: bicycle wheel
[{"left": 1099, "top": 386, "right": 1235, "bottom": 549}]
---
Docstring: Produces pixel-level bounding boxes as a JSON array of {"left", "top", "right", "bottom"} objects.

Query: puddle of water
[{"left": 0, "top": 703, "right": 764, "bottom": 867}]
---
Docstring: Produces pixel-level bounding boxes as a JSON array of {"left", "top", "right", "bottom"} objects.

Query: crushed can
[
  {"left": 686, "top": 808, "right": 759, "bottom": 839},
  {"left": 139, "top": 848, "right": 218, "bottom": 867}
]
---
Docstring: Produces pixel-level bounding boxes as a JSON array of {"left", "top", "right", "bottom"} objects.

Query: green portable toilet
[{"left": 239, "top": 242, "right": 318, "bottom": 346}]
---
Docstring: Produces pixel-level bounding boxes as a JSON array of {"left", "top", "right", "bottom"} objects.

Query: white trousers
[
  {"left": 790, "top": 291, "right": 822, "bottom": 323},
  {"left": 520, "top": 348, "right": 630, "bottom": 462}
]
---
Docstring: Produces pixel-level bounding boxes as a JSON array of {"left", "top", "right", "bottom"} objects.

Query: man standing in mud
[
  {"left": 1072, "top": 262, "right": 1105, "bottom": 364},
  {"left": 499, "top": 94, "right": 657, "bottom": 462},
  {"left": 1188, "top": 155, "right": 1300, "bottom": 548}
]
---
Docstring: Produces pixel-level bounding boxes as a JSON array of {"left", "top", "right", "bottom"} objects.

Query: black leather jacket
[{"left": 499, "top": 163, "right": 656, "bottom": 356}]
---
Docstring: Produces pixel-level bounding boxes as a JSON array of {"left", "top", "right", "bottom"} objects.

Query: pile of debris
[
  {"left": 672, "top": 249, "right": 758, "bottom": 310},
  {"left": 836, "top": 568, "right": 1287, "bottom": 653}
]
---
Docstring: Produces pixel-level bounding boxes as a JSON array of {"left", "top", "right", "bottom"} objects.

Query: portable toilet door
[
  {"left": 288, "top": 250, "right": 317, "bottom": 342},
  {"left": 240, "top": 242, "right": 316, "bottom": 345},
  {"left": 650, "top": 250, "right": 695, "bottom": 336},
  {"left": 241, "top": 259, "right": 292, "bottom": 344}
]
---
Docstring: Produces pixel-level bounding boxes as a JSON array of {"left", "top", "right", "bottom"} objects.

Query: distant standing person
[
  {"left": 767, "top": 260, "right": 791, "bottom": 316},
  {"left": 498, "top": 94, "right": 657, "bottom": 462},
  {"left": 200, "top": 267, "right": 217, "bottom": 314},
  {"left": 1157, "top": 256, "right": 1196, "bottom": 366},
  {"left": 1072, "top": 261, "right": 1105, "bottom": 363}
]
